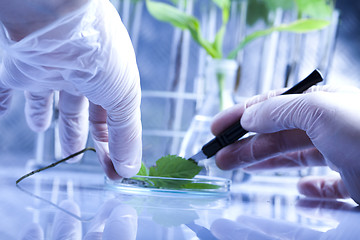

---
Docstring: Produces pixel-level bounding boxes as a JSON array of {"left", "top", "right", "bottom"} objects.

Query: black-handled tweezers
[{"left": 189, "top": 69, "right": 323, "bottom": 162}]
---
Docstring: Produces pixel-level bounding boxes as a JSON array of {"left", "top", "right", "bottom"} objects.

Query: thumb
[{"left": 297, "top": 175, "right": 350, "bottom": 199}]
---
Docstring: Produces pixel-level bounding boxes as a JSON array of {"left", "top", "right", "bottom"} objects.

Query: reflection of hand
[
  {"left": 19, "top": 223, "right": 44, "bottom": 240},
  {"left": 84, "top": 199, "right": 138, "bottom": 240},
  {"left": 0, "top": 0, "right": 142, "bottom": 179},
  {"left": 211, "top": 85, "right": 360, "bottom": 203},
  {"left": 210, "top": 199, "right": 358, "bottom": 240},
  {"left": 20, "top": 199, "right": 138, "bottom": 240}
]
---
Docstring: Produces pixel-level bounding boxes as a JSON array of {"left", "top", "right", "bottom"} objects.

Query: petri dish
[{"left": 105, "top": 175, "right": 231, "bottom": 196}]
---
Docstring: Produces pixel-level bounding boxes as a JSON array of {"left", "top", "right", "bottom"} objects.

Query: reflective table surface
[{"left": 1, "top": 166, "right": 359, "bottom": 240}]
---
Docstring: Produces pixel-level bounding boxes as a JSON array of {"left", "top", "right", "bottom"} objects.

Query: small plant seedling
[
  {"left": 146, "top": 0, "right": 331, "bottom": 60},
  {"left": 145, "top": 0, "right": 332, "bottom": 110}
]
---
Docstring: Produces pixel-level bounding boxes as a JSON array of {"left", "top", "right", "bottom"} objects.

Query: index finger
[{"left": 211, "top": 88, "right": 286, "bottom": 136}]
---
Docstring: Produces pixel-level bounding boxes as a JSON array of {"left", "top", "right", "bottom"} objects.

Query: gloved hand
[
  {"left": 210, "top": 199, "right": 358, "bottom": 240},
  {"left": 84, "top": 199, "right": 138, "bottom": 240},
  {"left": 0, "top": 0, "right": 142, "bottom": 179},
  {"left": 211, "top": 85, "right": 360, "bottom": 204}
]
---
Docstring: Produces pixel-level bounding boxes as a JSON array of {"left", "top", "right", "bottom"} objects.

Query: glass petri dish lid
[{"left": 105, "top": 175, "right": 231, "bottom": 196}]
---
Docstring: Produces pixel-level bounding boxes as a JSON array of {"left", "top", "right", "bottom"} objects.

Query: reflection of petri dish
[{"left": 105, "top": 175, "right": 231, "bottom": 196}]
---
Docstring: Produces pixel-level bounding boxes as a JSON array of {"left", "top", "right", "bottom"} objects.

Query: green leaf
[
  {"left": 149, "top": 155, "right": 202, "bottom": 179},
  {"left": 274, "top": 18, "right": 330, "bottom": 32},
  {"left": 246, "top": 0, "right": 270, "bottom": 26},
  {"left": 137, "top": 162, "right": 149, "bottom": 176},
  {"left": 148, "top": 178, "right": 192, "bottom": 189},
  {"left": 147, "top": 155, "right": 202, "bottom": 189},
  {"left": 295, "top": 0, "right": 333, "bottom": 19},
  {"left": 130, "top": 156, "right": 223, "bottom": 190},
  {"left": 146, "top": 0, "right": 219, "bottom": 58},
  {"left": 227, "top": 18, "right": 330, "bottom": 59},
  {"left": 146, "top": 0, "right": 196, "bottom": 31}
]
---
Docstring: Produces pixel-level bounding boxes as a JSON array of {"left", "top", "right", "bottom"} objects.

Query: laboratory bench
[{"left": 1, "top": 164, "right": 358, "bottom": 240}]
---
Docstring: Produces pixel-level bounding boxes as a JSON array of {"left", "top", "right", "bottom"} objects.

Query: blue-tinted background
[{"left": 0, "top": 0, "right": 358, "bottom": 171}]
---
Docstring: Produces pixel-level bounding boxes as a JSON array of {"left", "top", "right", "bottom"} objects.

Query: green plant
[
  {"left": 146, "top": 0, "right": 331, "bottom": 59},
  {"left": 146, "top": 0, "right": 332, "bottom": 110}
]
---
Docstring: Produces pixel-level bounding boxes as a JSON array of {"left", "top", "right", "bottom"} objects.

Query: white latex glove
[
  {"left": 211, "top": 85, "right": 360, "bottom": 204},
  {"left": 0, "top": 0, "right": 142, "bottom": 179}
]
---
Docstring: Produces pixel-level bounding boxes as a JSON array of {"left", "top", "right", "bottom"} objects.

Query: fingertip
[
  {"left": 215, "top": 155, "right": 229, "bottom": 170},
  {"left": 106, "top": 171, "right": 123, "bottom": 181},
  {"left": 103, "top": 163, "right": 123, "bottom": 181},
  {"left": 215, "top": 147, "right": 239, "bottom": 171},
  {"left": 92, "top": 140, "right": 142, "bottom": 180},
  {"left": 108, "top": 122, "right": 142, "bottom": 178},
  {"left": 113, "top": 161, "right": 141, "bottom": 179},
  {"left": 240, "top": 104, "right": 259, "bottom": 131}
]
